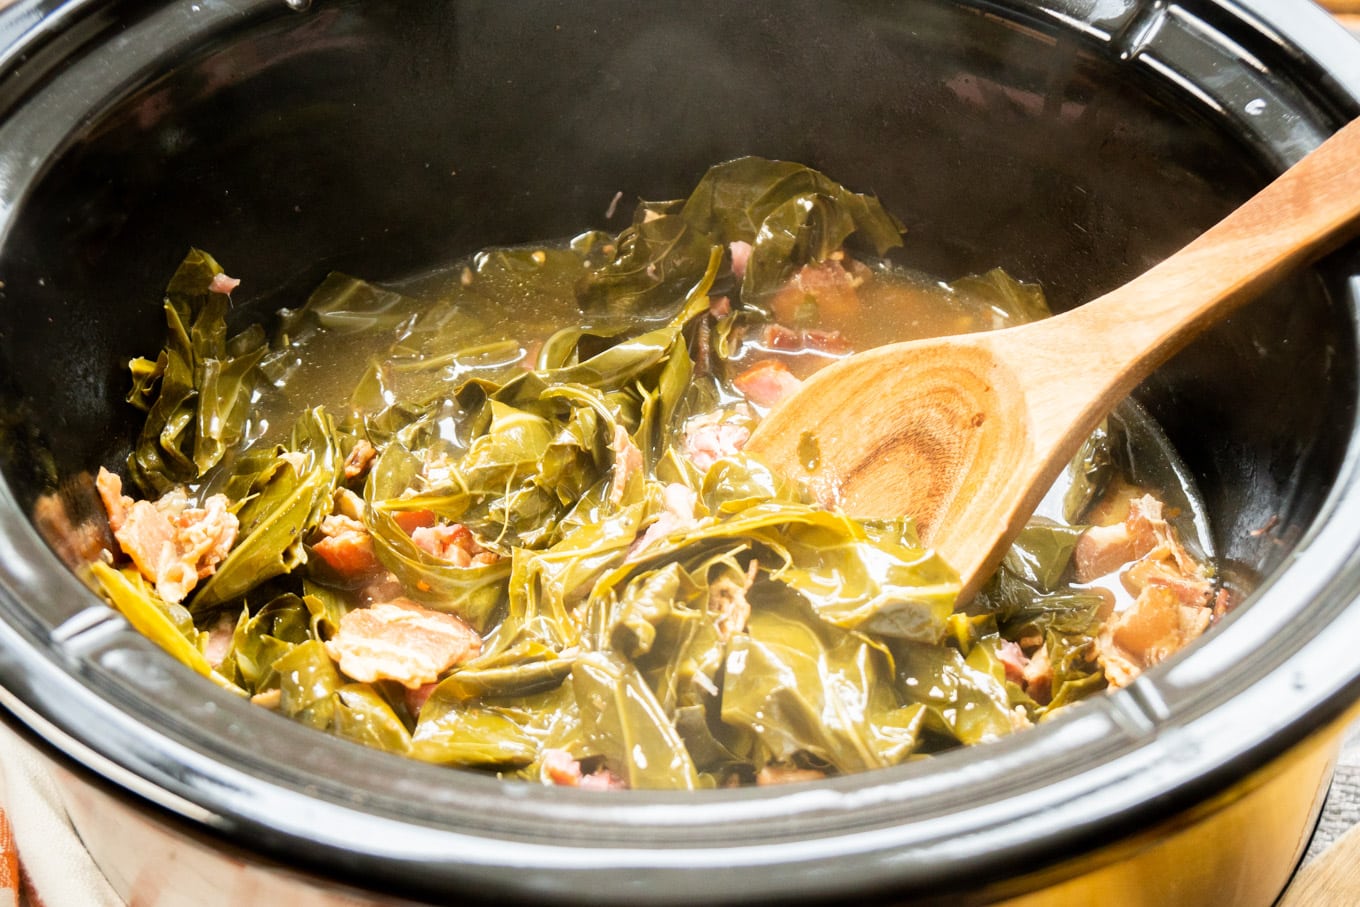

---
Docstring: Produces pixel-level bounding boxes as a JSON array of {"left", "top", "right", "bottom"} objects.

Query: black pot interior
[{"left": 0, "top": 0, "right": 1356, "bottom": 903}]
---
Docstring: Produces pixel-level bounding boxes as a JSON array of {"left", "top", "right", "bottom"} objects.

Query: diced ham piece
[
  {"left": 95, "top": 467, "right": 238, "bottom": 604},
  {"left": 541, "top": 749, "right": 628, "bottom": 790},
  {"left": 577, "top": 767, "right": 628, "bottom": 791},
  {"left": 769, "top": 259, "right": 862, "bottom": 325},
  {"left": 629, "top": 483, "right": 699, "bottom": 557},
  {"left": 203, "top": 613, "right": 236, "bottom": 668},
  {"left": 312, "top": 514, "right": 381, "bottom": 578},
  {"left": 728, "top": 241, "right": 752, "bottom": 280},
  {"left": 404, "top": 681, "right": 439, "bottom": 717},
  {"left": 708, "top": 560, "right": 758, "bottom": 640},
  {"left": 542, "top": 748, "right": 584, "bottom": 786},
  {"left": 324, "top": 598, "right": 482, "bottom": 689},
  {"left": 1074, "top": 494, "right": 1197, "bottom": 584},
  {"left": 410, "top": 522, "right": 499, "bottom": 567},
  {"left": 343, "top": 439, "right": 377, "bottom": 481},
  {"left": 1073, "top": 519, "right": 1156, "bottom": 583},
  {"left": 609, "top": 423, "right": 644, "bottom": 506},
  {"left": 682, "top": 411, "right": 750, "bottom": 471},
  {"left": 733, "top": 360, "right": 803, "bottom": 408},
  {"left": 1098, "top": 585, "right": 1212, "bottom": 688},
  {"left": 1079, "top": 493, "right": 1217, "bottom": 688},
  {"left": 209, "top": 272, "right": 240, "bottom": 295}
]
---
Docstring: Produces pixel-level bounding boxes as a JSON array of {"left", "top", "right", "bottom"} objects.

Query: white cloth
[{"left": 0, "top": 719, "right": 124, "bottom": 906}]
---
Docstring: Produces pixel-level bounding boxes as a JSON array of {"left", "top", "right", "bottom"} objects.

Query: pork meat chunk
[
  {"left": 324, "top": 598, "right": 482, "bottom": 689},
  {"left": 96, "top": 467, "right": 238, "bottom": 603}
]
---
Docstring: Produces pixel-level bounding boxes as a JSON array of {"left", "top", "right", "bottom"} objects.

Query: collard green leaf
[
  {"left": 412, "top": 683, "right": 580, "bottom": 768},
  {"left": 334, "top": 684, "right": 414, "bottom": 754},
  {"left": 679, "top": 157, "right": 904, "bottom": 301},
  {"left": 892, "top": 640, "right": 1024, "bottom": 746},
  {"left": 1042, "top": 631, "right": 1107, "bottom": 712},
  {"left": 191, "top": 407, "right": 341, "bottom": 612},
  {"left": 433, "top": 641, "right": 575, "bottom": 702},
  {"left": 950, "top": 268, "right": 1050, "bottom": 326},
  {"left": 89, "top": 562, "right": 243, "bottom": 694},
  {"left": 978, "top": 565, "right": 1105, "bottom": 638},
  {"left": 573, "top": 651, "right": 700, "bottom": 790},
  {"left": 1063, "top": 420, "right": 1113, "bottom": 523},
  {"left": 219, "top": 593, "right": 313, "bottom": 693},
  {"left": 609, "top": 485, "right": 958, "bottom": 642},
  {"left": 365, "top": 444, "right": 512, "bottom": 632},
  {"left": 127, "top": 249, "right": 267, "bottom": 496},
  {"left": 275, "top": 639, "right": 344, "bottom": 730},
  {"left": 576, "top": 210, "right": 719, "bottom": 319},
  {"left": 721, "top": 594, "right": 919, "bottom": 773},
  {"left": 1000, "top": 519, "right": 1084, "bottom": 593}
]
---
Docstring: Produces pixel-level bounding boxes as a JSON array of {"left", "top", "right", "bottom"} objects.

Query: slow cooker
[{"left": 0, "top": 1, "right": 1357, "bottom": 904}]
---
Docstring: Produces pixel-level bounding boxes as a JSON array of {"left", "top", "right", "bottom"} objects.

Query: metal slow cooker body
[{"left": 0, "top": 1, "right": 1358, "bottom": 904}]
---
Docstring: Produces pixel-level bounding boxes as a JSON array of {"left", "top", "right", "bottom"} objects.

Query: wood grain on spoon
[{"left": 746, "top": 116, "right": 1360, "bottom": 601}]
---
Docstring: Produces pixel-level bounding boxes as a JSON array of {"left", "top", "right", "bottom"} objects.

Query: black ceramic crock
[{"left": 0, "top": 1, "right": 1358, "bottom": 904}]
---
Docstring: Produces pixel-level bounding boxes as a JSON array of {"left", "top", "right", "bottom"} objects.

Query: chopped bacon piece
[
  {"left": 208, "top": 272, "right": 240, "bottom": 295},
  {"left": 769, "top": 259, "right": 862, "bottom": 325},
  {"left": 609, "top": 423, "right": 644, "bottom": 506},
  {"left": 324, "top": 598, "right": 481, "bottom": 689},
  {"left": 683, "top": 411, "right": 750, "bottom": 471},
  {"left": 411, "top": 522, "right": 499, "bottom": 567},
  {"left": 708, "top": 295, "right": 732, "bottom": 319},
  {"left": 393, "top": 509, "right": 438, "bottom": 536},
  {"left": 1021, "top": 643, "right": 1053, "bottom": 704},
  {"left": 343, "top": 439, "right": 377, "bottom": 481},
  {"left": 756, "top": 766, "right": 827, "bottom": 786},
  {"left": 733, "top": 360, "right": 803, "bottom": 408},
  {"left": 312, "top": 514, "right": 381, "bottom": 578},
  {"left": 996, "top": 639, "right": 1029, "bottom": 685},
  {"left": 95, "top": 467, "right": 238, "bottom": 604}
]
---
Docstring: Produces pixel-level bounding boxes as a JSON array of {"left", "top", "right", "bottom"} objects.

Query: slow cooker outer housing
[{"left": 0, "top": 0, "right": 1357, "bottom": 904}]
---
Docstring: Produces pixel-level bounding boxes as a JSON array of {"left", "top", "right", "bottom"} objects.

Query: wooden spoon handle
[{"left": 1013, "top": 116, "right": 1360, "bottom": 439}]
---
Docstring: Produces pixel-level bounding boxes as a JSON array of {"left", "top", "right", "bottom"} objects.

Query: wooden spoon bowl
[{"left": 746, "top": 116, "right": 1360, "bottom": 600}]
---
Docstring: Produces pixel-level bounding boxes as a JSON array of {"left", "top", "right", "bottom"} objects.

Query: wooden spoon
[{"left": 745, "top": 116, "right": 1360, "bottom": 601}]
